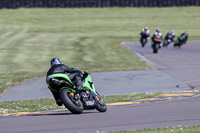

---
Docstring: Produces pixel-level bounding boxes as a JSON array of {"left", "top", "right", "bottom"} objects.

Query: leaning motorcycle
[
  {"left": 174, "top": 36, "right": 185, "bottom": 47},
  {"left": 163, "top": 34, "right": 174, "bottom": 47},
  {"left": 47, "top": 73, "right": 107, "bottom": 114},
  {"left": 140, "top": 32, "right": 149, "bottom": 47},
  {"left": 152, "top": 36, "right": 162, "bottom": 54}
]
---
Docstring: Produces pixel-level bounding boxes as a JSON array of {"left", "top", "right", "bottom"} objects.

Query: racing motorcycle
[
  {"left": 152, "top": 36, "right": 162, "bottom": 54},
  {"left": 163, "top": 33, "right": 174, "bottom": 47},
  {"left": 48, "top": 72, "right": 107, "bottom": 114},
  {"left": 140, "top": 31, "right": 149, "bottom": 47},
  {"left": 174, "top": 34, "right": 188, "bottom": 47}
]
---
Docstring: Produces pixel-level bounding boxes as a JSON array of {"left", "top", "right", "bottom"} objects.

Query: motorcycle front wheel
[
  {"left": 163, "top": 40, "right": 168, "bottom": 47},
  {"left": 95, "top": 92, "right": 107, "bottom": 112},
  {"left": 174, "top": 40, "right": 179, "bottom": 47},
  {"left": 141, "top": 38, "right": 147, "bottom": 47},
  {"left": 60, "top": 88, "right": 84, "bottom": 114}
]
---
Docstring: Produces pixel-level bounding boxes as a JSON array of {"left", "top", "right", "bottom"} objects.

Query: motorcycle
[
  {"left": 152, "top": 36, "right": 162, "bottom": 54},
  {"left": 140, "top": 32, "right": 149, "bottom": 47},
  {"left": 163, "top": 33, "right": 174, "bottom": 47},
  {"left": 48, "top": 72, "right": 107, "bottom": 114},
  {"left": 173, "top": 36, "right": 186, "bottom": 47}
]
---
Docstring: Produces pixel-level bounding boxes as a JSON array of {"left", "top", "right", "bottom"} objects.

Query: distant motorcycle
[
  {"left": 173, "top": 37, "right": 184, "bottom": 47},
  {"left": 152, "top": 36, "right": 162, "bottom": 54},
  {"left": 163, "top": 33, "right": 174, "bottom": 47},
  {"left": 140, "top": 31, "right": 149, "bottom": 47},
  {"left": 174, "top": 32, "right": 188, "bottom": 47}
]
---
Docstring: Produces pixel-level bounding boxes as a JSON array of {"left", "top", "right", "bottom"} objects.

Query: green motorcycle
[{"left": 47, "top": 72, "right": 107, "bottom": 114}]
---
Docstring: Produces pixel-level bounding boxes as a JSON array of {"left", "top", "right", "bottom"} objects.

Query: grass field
[{"left": 0, "top": 7, "right": 199, "bottom": 93}]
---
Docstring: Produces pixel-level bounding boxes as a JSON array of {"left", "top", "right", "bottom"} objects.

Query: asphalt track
[
  {"left": 1, "top": 41, "right": 200, "bottom": 133},
  {"left": 0, "top": 70, "right": 189, "bottom": 101}
]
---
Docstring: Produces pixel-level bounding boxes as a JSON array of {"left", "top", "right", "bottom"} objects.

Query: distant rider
[
  {"left": 152, "top": 29, "right": 163, "bottom": 48},
  {"left": 140, "top": 27, "right": 150, "bottom": 41},
  {"left": 46, "top": 58, "right": 87, "bottom": 106},
  {"left": 164, "top": 29, "right": 175, "bottom": 42},
  {"left": 180, "top": 31, "right": 188, "bottom": 44}
]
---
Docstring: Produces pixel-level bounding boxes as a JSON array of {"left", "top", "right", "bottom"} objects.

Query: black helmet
[
  {"left": 156, "top": 29, "right": 160, "bottom": 33},
  {"left": 50, "top": 58, "right": 63, "bottom": 66}
]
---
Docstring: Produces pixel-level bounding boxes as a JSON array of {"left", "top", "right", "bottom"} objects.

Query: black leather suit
[{"left": 46, "top": 64, "right": 83, "bottom": 102}]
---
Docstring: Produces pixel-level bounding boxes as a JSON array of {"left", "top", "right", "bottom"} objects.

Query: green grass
[
  {"left": 102, "top": 92, "right": 162, "bottom": 103},
  {"left": 0, "top": 92, "right": 161, "bottom": 114},
  {"left": 0, "top": 7, "right": 200, "bottom": 93},
  {"left": 107, "top": 126, "right": 200, "bottom": 133}
]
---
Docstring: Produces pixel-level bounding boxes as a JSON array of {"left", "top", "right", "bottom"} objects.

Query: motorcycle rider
[
  {"left": 46, "top": 58, "right": 87, "bottom": 106},
  {"left": 164, "top": 29, "right": 175, "bottom": 42},
  {"left": 140, "top": 27, "right": 150, "bottom": 40},
  {"left": 152, "top": 29, "right": 163, "bottom": 48},
  {"left": 180, "top": 31, "right": 188, "bottom": 44}
]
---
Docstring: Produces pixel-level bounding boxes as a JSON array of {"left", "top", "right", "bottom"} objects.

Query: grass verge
[
  {"left": 0, "top": 92, "right": 162, "bottom": 114},
  {"left": 107, "top": 125, "right": 200, "bottom": 133}
]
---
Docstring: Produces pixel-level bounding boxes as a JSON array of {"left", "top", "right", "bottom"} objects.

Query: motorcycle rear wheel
[
  {"left": 152, "top": 43, "right": 158, "bottom": 54},
  {"left": 60, "top": 88, "right": 84, "bottom": 114},
  {"left": 95, "top": 92, "right": 107, "bottom": 112}
]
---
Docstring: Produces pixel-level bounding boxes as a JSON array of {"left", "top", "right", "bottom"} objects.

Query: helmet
[
  {"left": 50, "top": 58, "right": 63, "bottom": 66},
  {"left": 144, "top": 27, "right": 148, "bottom": 31},
  {"left": 156, "top": 29, "right": 160, "bottom": 33}
]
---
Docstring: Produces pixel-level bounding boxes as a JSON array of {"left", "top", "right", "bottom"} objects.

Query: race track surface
[
  {"left": 122, "top": 41, "right": 200, "bottom": 82},
  {"left": 1, "top": 41, "right": 200, "bottom": 133},
  {"left": 2, "top": 96, "right": 200, "bottom": 133}
]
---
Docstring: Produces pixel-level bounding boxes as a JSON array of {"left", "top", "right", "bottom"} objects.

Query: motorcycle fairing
[
  {"left": 83, "top": 75, "right": 96, "bottom": 94},
  {"left": 51, "top": 73, "right": 73, "bottom": 83},
  {"left": 179, "top": 36, "right": 183, "bottom": 41}
]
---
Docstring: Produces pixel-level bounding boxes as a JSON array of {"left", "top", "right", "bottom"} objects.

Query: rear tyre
[
  {"left": 60, "top": 88, "right": 84, "bottom": 114},
  {"left": 152, "top": 43, "right": 158, "bottom": 54},
  {"left": 95, "top": 92, "right": 107, "bottom": 112},
  {"left": 153, "top": 48, "right": 158, "bottom": 53}
]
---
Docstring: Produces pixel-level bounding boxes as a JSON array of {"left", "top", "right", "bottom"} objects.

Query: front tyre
[
  {"left": 95, "top": 92, "right": 107, "bottom": 112},
  {"left": 163, "top": 40, "right": 168, "bottom": 47},
  {"left": 141, "top": 38, "right": 147, "bottom": 47},
  {"left": 60, "top": 89, "right": 84, "bottom": 114},
  {"left": 174, "top": 40, "right": 179, "bottom": 47}
]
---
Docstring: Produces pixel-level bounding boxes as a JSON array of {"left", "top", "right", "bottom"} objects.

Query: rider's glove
[{"left": 80, "top": 71, "right": 89, "bottom": 78}]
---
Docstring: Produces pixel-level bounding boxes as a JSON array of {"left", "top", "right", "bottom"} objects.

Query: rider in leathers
[
  {"left": 140, "top": 27, "right": 150, "bottom": 40},
  {"left": 180, "top": 31, "right": 188, "bottom": 44},
  {"left": 164, "top": 29, "right": 175, "bottom": 42},
  {"left": 46, "top": 58, "right": 87, "bottom": 106},
  {"left": 152, "top": 29, "right": 163, "bottom": 48}
]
